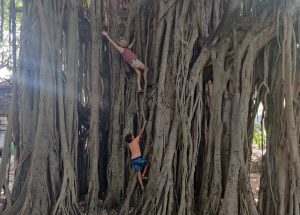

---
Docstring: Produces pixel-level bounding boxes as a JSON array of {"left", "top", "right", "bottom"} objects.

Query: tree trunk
[{"left": 1, "top": 0, "right": 300, "bottom": 215}]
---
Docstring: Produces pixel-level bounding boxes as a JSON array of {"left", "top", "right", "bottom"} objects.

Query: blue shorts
[{"left": 131, "top": 156, "right": 148, "bottom": 172}]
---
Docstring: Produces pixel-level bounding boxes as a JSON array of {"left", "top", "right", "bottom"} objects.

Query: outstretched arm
[
  {"left": 101, "top": 31, "right": 124, "bottom": 53},
  {"left": 128, "top": 43, "right": 134, "bottom": 49},
  {"left": 128, "top": 34, "right": 136, "bottom": 49},
  {"left": 128, "top": 37, "right": 135, "bottom": 49},
  {"left": 138, "top": 120, "right": 148, "bottom": 138}
]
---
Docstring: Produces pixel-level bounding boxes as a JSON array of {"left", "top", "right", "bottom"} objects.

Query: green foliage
[
  {"left": 10, "top": 141, "right": 14, "bottom": 156},
  {"left": 0, "top": 0, "right": 22, "bottom": 77},
  {"left": 1, "top": 0, "right": 22, "bottom": 31},
  {"left": 253, "top": 122, "right": 266, "bottom": 148},
  {"left": 83, "top": 0, "right": 91, "bottom": 8}
]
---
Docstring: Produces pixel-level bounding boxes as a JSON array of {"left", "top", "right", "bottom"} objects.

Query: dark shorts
[{"left": 131, "top": 156, "right": 148, "bottom": 172}]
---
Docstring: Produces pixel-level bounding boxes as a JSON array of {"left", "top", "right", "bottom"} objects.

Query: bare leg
[
  {"left": 137, "top": 172, "right": 144, "bottom": 189},
  {"left": 138, "top": 64, "right": 148, "bottom": 90},
  {"left": 134, "top": 69, "right": 142, "bottom": 91},
  {"left": 143, "top": 67, "right": 148, "bottom": 89},
  {"left": 142, "top": 158, "right": 151, "bottom": 177},
  {"left": 142, "top": 162, "right": 150, "bottom": 177}
]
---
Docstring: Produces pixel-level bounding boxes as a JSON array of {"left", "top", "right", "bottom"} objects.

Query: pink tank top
[{"left": 121, "top": 48, "right": 137, "bottom": 65}]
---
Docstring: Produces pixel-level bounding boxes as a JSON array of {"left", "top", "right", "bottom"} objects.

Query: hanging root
[{"left": 51, "top": 163, "right": 81, "bottom": 215}]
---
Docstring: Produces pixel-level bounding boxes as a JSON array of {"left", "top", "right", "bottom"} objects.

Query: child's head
[
  {"left": 125, "top": 133, "right": 133, "bottom": 143},
  {"left": 118, "top": 37, "right": 128, "bottom": 47}
]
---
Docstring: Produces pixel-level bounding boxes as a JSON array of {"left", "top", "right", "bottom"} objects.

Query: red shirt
[{"left": 121, "top": 48, "right": 137, "bottom": 65}]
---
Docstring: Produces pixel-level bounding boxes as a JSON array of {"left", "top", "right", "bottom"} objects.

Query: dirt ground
[
  {"left": 0, "top": 156, "right": 16, "bottom": 212},
  {"left": 250, "top": 146, "right": 265, "bottom": 203},
  {"left": 250, "top": 173, "right": 260, "bottom": 202}
]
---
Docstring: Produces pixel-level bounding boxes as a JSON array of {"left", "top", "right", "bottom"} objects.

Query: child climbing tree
[
  {"left": 125, "top": 120, "right": 149, "bottom": 190},
  {"left": 101, "top": 30, "right": 148, "bottom": 92},
  {"left": 1, "top": 0, "right": 300, "bottom": 215}
]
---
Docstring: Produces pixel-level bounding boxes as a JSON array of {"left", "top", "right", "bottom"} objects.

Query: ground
[
  {"left": 0, "top": 156, "right": 15, "bottom": 212},
  {"left": 250, "top": 145, "right": 265, "bottom": 203}
]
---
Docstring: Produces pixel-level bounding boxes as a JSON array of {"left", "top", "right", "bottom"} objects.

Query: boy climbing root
[
  {"left": 101, "top": 31, "right": 148, "bottom": 93},
  {"left": 125, "top": 120, "right": 150, "bottom": 190}
]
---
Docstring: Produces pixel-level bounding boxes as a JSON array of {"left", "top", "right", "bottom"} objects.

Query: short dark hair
[{"left": 125, "top": 133, "right": 133, "bottom": 143}]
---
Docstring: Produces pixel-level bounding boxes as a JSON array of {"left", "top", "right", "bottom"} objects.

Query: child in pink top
[{"left": 101, "top": 31, "right": 148, "bottom": 93}]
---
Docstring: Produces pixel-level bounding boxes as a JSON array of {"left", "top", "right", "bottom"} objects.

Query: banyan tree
[{"left": 1, "top": 0, "right": 300, "bottom": 214}]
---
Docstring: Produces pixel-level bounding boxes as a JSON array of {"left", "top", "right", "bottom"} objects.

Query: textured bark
[
  {"left": 102, "top": 0, "right": 127, "bottom": 208},
  {"left": 0, "top": 0, "right": 101, "bottom": 214},
  {"left": 86, "top": 0, "right": 102, "bottom": 213},
  {"left": 1, "top": 0, "right": 300, "bottom": 215},
  {"left": 259, "top": 5, "right": 300, "bottom": 215}
]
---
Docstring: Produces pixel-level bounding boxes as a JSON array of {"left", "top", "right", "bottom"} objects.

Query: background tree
[{"left": 0, "top": 0, "right": 300, "bottom": 215}]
